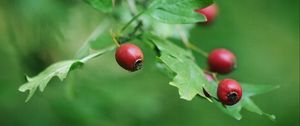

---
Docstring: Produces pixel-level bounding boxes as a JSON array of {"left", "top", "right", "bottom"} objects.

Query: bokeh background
[{"left": 0, "top": 0, "right": 299, "bottom": 126}]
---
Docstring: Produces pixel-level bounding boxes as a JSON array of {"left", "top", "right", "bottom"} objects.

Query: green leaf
[
  {"left": 144, "top": 33, "right": 194, "bottom": 58},
  {"left": 84, "top": 0, "right": 113, "bottom": 12},
  {"left": 19, "top": 45, "right": 115, "bottom": 102},
  {"left": 206, "top": 81, "right": 279, "bottom": 120},
  {"left": 242, "top": 84, "right": 280, "bottom": 97},
  {"left": 148, "top": 0, "right": 214, "bottom": 24},
  {"left": 159, "top": 53, "right": 208, "bottom": 100},
  {"left": 144, "top": 33, "right": 209, "bottom": 100},
  {"left": 19, "top": 60, "right": 83, "bottom": 102},
  {"left": 75, "top": 43, "right": 91, "bottom": 59},
  {"left": 144, "top": 33, "right": 278, "bottom": 120}
]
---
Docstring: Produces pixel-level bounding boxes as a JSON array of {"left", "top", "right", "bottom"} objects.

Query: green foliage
[
  {"left": 16, "top": 0, "right": 280, "bottom": 121},
  {"left": 19, "top": 60, "right": 83, "bottom": 102},
  {"left": 206, "top": 80, "right": 279, "bottom": 120},
  {"left": 144, "top": 33, "right": 279, "bottom": 120},
  {"left": 147, "top": 0, "right": 213, "bottom": 23},
  {"left": 84, "top": 0, "right": 113, "bottom": 12},
  {"left": 144, "top": 34, "right": 209, "bottom": 100},
  {"left": 75, "top": 19, "right": 113, "bottom": 59},
  {"left": 19, "top": 45, "right": 115, "bottom": 102}
]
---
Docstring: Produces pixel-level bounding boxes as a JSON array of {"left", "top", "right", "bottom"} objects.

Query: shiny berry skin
[
  {"left": 208, "top": 48, "right": 236, "bottom": 74},
  {"left": 217, "top": 79, "right": 242, "bottom": 106},
  {"left": 115, "top": 43, "right": 144, "bottom": 72},
  {"left": 195, "top": 4, "right": 218, "bottom": 23}
]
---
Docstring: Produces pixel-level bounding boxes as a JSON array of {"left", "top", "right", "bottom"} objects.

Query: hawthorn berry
[
  {"left": 217, "top": 78, "right": 242, "bottom": 106},
  {"left": 208, "top": 48, "right": 236, "bottom": 74},
  {"left": 115, "top": 43, "right": 144, "bottom": 72},
  {"left": 195, "top": 4, "right": 218, "bottom": 23}
]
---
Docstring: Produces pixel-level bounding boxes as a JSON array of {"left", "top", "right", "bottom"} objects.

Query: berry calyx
[
  {"left": 196, "top": 4, "right": 218, "bottom": 23},
  {"left": 115, "top": 43, "right": 144, "bottom": 72},
  {"left": 208, "top": 48, "right": 236, "bottom": 74},
  {"left": 217, "top": 78, "right": 242, "bottom": 106}
]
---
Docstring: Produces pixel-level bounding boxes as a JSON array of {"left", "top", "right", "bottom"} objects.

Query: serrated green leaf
[
  {"left": 242, "top": 84, "right": 280, "bottom": 97},
  {"left": 145, "top": 33, "right": 194, "bottom": 58},
  {"left": 148, "top": 0, "right": 213, "bottom": 23},
  {"left": 19, "top": 45, "right": 115, "bottom": 102},
  {"left": 149, "top": 8, "right": 206, "bottom": 24},
  {"left": 144, "top": 33, "right": 278, "bottom": 120},
  {"left": 19, "top": 60, "right": 83, "bottom": 102},
  {"left": 144, "top": 33, "right": 209, "bottom": 100},
  {"left": 75, "top": 43, "right": 91, "bottom": 59},
  {"left": 159, "top": 53, "right": 208, "bottom": 100},
  {"left": 149, "top": 0, "right": 213, "bottom": 8},
  {"left": 84, "top": 0, "right": 113, "bottom": 12},
  {"left": 214, "top": 99, "right": 243, "bottom": 120}
]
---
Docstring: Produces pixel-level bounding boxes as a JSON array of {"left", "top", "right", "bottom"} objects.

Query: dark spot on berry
[{"left": 227, "top": 92, "right": 238, "bottom": 103}]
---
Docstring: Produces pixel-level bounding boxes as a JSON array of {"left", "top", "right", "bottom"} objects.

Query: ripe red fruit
[
  {"left": 195, "top": 4, "right": 218, "bottom": 23},
  {"left": 217, "top": 78, "right": 242, "bottom": 106},
  {"left": 115, "top": 43, "right": 144, "bottom": 72},
  {"left": 208, "top": 48, "right": 236, "bottom": 74}
]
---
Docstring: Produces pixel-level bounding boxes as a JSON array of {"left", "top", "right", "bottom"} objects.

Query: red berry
[
  {"left": 217, "top": 79, "right": 242, "bottom": 106},
  {"left": 196, "top": 4, "right": 218, "bottom": 23},
  {"left": 208, "top": 48, "right": 236, "bottom": 74},
  {"left": 115, "top": 43, "right": 144, "bottom": 72}
]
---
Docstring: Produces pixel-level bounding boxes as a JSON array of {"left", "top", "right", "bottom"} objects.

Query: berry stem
[
  {"left": 186, "top": 43, "right": 209, "bottom": 57},
  {"left": 74, "top": 19, "right": 111, "bottom": 59},
  {"left": 176, "top": 26, "right": 208, "bottom": 57},
  {"left": 129, "top": 21, "right": 143, "bottom": 37},
  {"left": 121, "top": 10, "right": 146, "bottom": 33},
  {"left": 80, "top": 45, "right": 116, "bottom": 63},
  {"left": 110, "top": 30, "right": 121, "bottom": 47},
  {"left": 211, "top": 72, "right": 219, "bottom": 82}
]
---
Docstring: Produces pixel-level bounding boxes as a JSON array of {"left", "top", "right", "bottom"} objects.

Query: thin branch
[
  {"left": 80, "top": 45, "right": 116, "bottom": 63},
  {"left": 75, "top": 19, "right": 110, "bottom": 59},
  {"left": 121, "top": 10, "right": 146, "bottom": 33},
  {"left": 176, "top": 25, "right": 208, "bottom": 57},
  {"left": 129, "top": 21, "right": 143, "bottom": 37},
  {"left": 110, "top": 30, "right": 121, "bottom": 47}
]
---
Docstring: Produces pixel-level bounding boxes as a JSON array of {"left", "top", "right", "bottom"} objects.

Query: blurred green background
[{"left": 0, "top": 0, "right": 299, "bottom": 126}]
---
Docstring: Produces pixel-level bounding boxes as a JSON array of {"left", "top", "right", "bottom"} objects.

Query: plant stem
[
  {"left": 75, "top": 19, "right": 111, "bottom": 59},
  {"left": 110, "top": 30, "right": 121, "bottom": 46},
  {"left": 121, "top": 10, "right": 146, "bottom": 33},
  {"left": 186, "top": 43, "right": 208, "bottom": 57},
  {"left": 80, "top": 45, "right": 116, "bottom": 63},
  {"left": 176, "top": 25, "right": 208, "bottom": 57},
  {"left": 129, "top": 21, "right": 143, "bottom": 36}
]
